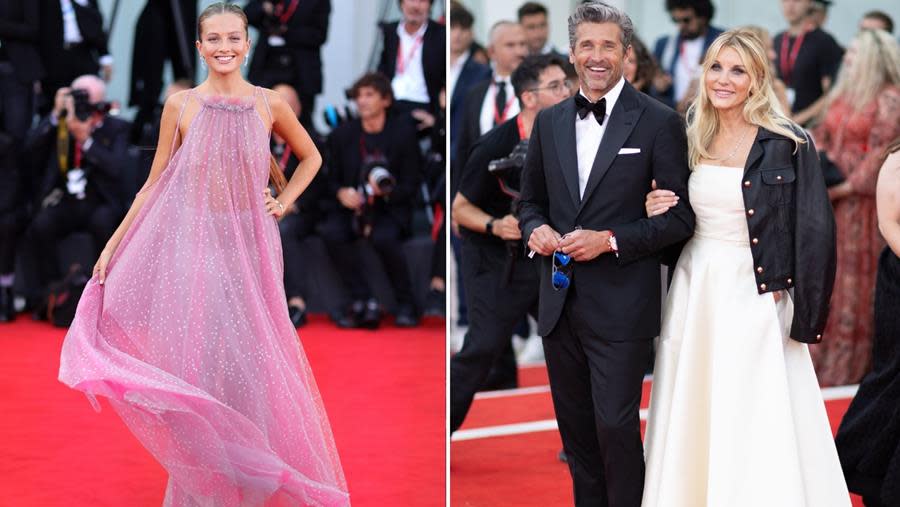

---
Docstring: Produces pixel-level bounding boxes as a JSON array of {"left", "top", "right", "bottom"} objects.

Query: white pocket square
[{"left": 618, "top": 148, "right": 641, "bottom": 155}]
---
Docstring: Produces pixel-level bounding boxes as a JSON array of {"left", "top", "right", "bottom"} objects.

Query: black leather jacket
[{"left": 733, "top": 126, "right": 836, "bottom": 343}]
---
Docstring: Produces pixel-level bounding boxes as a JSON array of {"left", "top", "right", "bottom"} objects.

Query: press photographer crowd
[{"left": 0, "top": 0, "right": 446, "bottom": 330}]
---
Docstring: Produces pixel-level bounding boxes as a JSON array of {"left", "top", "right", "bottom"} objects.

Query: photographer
[
  {"left": 23, "top": 74, "right": 130, "bottom": 311},
  {"left": 246, "top": 0, "right": 331, "bottom": 129},
  {"left": 450, "top": 54, "right": 570, "bottom": 433},
  {"left": 321, "top": 72, "right": 421, "bottom": 329}
]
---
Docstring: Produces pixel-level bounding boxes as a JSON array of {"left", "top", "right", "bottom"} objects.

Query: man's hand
[
  {"left": 559, "top": 229, "right": 611, "bottom": 262},
  {"left": 337, "top": 187, "right": 364, "bottom": 210},
  {"left": 410, "top": 109, "right": 435, "bottom": 130},
  {"left": 492, "top": 214, "right": 521, "bottom": 241},
  {"left": 52, "top": 87, "right": 70, "bottom": 120},
  {"left": 100, "top": 64, "right": 113, "bottom": 83},
  {"left": 527, "top": 224, "right": 562, "bottom": 256},
  {"left": 828, "top": 180, "right": 853, "bottom": 202},
  {"left": 67, "top": 114, "right": 96, "bottom": 144}
]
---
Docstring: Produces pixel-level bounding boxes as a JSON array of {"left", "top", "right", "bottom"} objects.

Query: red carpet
[
  {"left": 0, "top": 315, "right": 445, "bottom": 506},
  {"left": 452, "top": 366, "right": 864, "bottom": 507}
]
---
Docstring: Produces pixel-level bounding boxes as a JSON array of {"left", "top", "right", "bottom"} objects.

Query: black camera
[
  {"left": 67, "top": 89, "right": 111, "bottom": 121},
  {"left": 488, "top": 139, "right": 529, "bottom": 200},
  {"left": 362, "top": 157, "right": 396, "bottom": 196}
]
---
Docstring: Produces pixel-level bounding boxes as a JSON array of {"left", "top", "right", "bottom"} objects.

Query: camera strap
[{"left": 517, "top": 115, "right": 527, "bottom": 141}]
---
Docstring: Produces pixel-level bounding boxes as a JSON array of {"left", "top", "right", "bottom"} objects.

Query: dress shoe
[
  {"left": 423, "top": 288, "right": 445, "bottom": 317},
  {"left": 288, "top": 305, "right": 307, "bottom": 328},
  {"left": 359, "top": 301, "right": 382, "bottom": 330},
  {"left": 394, "top": 304, "right": 419, "bottom": 328},
  {"left": 0, "top": 287, "right": 14, "bottom": 322}
]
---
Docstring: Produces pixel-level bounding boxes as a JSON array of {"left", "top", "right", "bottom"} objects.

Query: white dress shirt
[
  {"left": 478, "top": 76, "right": 519, "bottom": 136},
  {"left": 59, "top": 0, "right": 113, "bottom": 66},
  {"left": 448, "top": 50, "right": 470, "bottom": 103},
  {"left": 575, "top": 76, "right": 625, "bottom": 198},
  {"left": 391, "top": 21, "right": 430, "bottom": 104},
  {"left": 673, "top": 37, "right": 704, "bottom": 103}
]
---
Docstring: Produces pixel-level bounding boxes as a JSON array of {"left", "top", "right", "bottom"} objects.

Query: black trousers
[
  {"left": 318, "top": 209, "right": 415, "bottom": 310},
  {"left": 450, "top": 240, "right": 539, "bottom": 433},
  {"left": 278, "top": 210, "right": 318, "bottom": 301},
  {"left": 26, "top": 196, "right": 119, "bottom": 290},
  {"left": 0, "top": 63, "right": 34, "bottom": 274},
  {"left": 543, "top": 287, "right": 652, "bottom": 507}
]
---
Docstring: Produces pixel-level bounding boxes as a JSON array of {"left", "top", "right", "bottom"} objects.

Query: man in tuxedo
[
  {"left": 38, "top": 0, "right": 112, "bottom": 113},
  {"left": 518, "top": 3, "right": 694, "bottom": 505},
  {"left": 24, "top": 75, "right": 130, "bottom": 306},
  {"left": 246, "top": 0, "right": 331, "bottom": 129},
  {"left": 0, "top": 0, "right": 44, "bottom": 321},
  {"left": 377, "top": 0, "right": 445, "bottom": 118}
]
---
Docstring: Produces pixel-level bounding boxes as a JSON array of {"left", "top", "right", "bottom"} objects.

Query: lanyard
[
  {"left": 493, "top": 82, "right": 516, "bottom": 125},
  {"left": 396, "top": 33, "right": 424, "bottom": 75},
  {"left": 278, "top": 145, "right": 292, "bottom": 171},
  {"left": 779, "top": 31, "right": 806, "bottom": 86},
  {"left": 517, "top": 115, "right": 527, "bottom": 141},
  {"left": 274, "top": 0, "right": 300, "bottom": 24}
]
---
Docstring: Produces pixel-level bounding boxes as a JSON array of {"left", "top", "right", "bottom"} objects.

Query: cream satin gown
[{"left": 641, "top": 164, "right": 850, "bottom": 507}]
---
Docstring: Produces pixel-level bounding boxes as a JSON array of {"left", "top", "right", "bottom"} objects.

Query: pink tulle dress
[{"left": 58, "top": 87, "right": 350, "bottom": 506}]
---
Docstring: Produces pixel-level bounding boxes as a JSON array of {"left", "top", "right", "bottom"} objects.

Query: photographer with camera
[
  {"left": 22, "top": 74, "right": 130, "bottom": 314},
  {"left": 320, "top": 72, "right": 422, "bottom": 329},
  {"left": 450, "top": 54, "right": 571, "bottom": 433},
  {"left": 245, "top": 0, "right": 331, "bottom": 129}
]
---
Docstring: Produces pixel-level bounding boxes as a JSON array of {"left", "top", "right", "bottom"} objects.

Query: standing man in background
[
  {"left": 650, "top": 0, "right": 724, "bottom": 110},
  {"left": 246, "top": 0, "right": 332, "bottom": 129}
]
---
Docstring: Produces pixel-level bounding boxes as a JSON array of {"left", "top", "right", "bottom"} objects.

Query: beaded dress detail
[{"left": 59, "top": 88, "right": 349, "bottom": 506}]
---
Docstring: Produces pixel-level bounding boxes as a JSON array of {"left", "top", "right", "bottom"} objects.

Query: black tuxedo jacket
[
  {"left": 26, "top": 115, "right": 131, "bottom": 212},
  {"left": 246, "top": 0, "right": 331, "bottom": 97},
  {"left": 377, "top": 19, "right": 445, "bottom": 112},
  {"left": 38, "top": 0, "right": 107, "bottom": 72},
  {"left": 449, "top": 56, "right": 490, "bottom": 158},
  {"left": 518, "top": 81, "right": 695, "bottom": 340},
  {"left": 450, "top": 77, "right": 490, "bottom": 197},
  {"left": 0, "top": 0, "right": 44, "bottom": 83}
]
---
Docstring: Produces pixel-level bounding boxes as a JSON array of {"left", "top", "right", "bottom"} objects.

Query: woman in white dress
[{"left": 641, "top": 29, "right": 850, "bottom": 506}]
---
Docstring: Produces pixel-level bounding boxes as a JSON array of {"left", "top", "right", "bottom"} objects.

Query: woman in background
[{"left": 809, "top": 29, "right": 900, "bottom": 387}]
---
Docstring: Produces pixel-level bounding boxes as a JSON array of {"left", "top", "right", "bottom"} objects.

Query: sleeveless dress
[
  {"left": 641, "top": 164, "right": 849, "bottom": 507},
  {"left": 58, "top": 88, "right": 350, "bottom": 507}
]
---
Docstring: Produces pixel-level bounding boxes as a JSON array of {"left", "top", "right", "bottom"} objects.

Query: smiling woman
[{"left": 56, "top": 2, "right": 348, "bottom": 505}]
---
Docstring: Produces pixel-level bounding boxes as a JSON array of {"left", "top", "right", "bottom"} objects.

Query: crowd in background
[
  {"left": 448, "top": 0, "right": 900, "bottom": 394},
  {"left": 0, "top": 0, "right": 447, "bottom": 330}
]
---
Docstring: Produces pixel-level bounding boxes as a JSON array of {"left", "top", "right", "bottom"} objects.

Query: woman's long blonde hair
[
  {"left": 686, "top": 29, "right": 804, "bottom": 168},
  {"left": 826, "top": 29, "right": 900, "bottom": 113}
]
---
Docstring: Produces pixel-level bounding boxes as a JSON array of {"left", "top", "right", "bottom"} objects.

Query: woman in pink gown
[{"left": 58, "top": 3, "right": 349, "bottom": 505}]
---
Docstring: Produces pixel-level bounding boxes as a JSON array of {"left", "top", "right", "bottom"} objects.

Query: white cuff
[
  {"left": 99, "top": 55, "right": 113, "bottom": 66},
  {"left": 82, "top": 136, "right": 94, "bottom": 152}
]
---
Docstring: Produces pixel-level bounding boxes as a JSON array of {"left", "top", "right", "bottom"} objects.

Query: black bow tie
[{"left": 575, "top": 95, "right": 607, "bottom": 125}]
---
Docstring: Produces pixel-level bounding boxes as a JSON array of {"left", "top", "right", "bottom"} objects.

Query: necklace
[{"left": 712, "top": 125, "right": 753, "bottom": 162}]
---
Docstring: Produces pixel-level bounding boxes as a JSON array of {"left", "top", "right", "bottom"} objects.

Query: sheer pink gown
[{"left": 58, "top": 87, "right": 350, "bottom": 506}]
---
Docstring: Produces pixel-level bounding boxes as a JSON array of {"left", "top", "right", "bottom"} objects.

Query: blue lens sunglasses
[{"left": 552, "top": 251, "right": 573, "bottom": 290}]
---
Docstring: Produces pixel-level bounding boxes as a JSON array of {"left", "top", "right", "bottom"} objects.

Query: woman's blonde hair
[
  {"left": 827, "top": 29, "right": 900, "bottom": 113},
  {"left": 686, "top": 29, "right": 804, "bottom": 168}
]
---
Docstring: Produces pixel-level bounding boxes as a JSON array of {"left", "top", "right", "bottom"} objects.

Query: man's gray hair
[
  {"left": 488, "top": 20, "right": 519, "bottom": 46},
  {"left": 568, "top": 2, "right": 634, "bottom": 51}
]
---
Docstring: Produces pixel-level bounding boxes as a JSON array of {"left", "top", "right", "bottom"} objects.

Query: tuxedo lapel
[
  {"left": 552, "top": 98, "right": 582, "bottom": 209},
  {"left": 578, "top": 83, "right": 644, "bottom": 214}
]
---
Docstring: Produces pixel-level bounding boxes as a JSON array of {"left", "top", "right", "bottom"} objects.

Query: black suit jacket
[
  {"left": 0, "top": 0, "right": 44, "bottom": 83},
  {"left": 26, "top": 115, "right": 131, "bottom": 212},
  {"left": 377, "top": 19, "right": 445, "bottom": 112},
  {"left": 449, "top": 56, "right": 490, "bottom": 158},
  {"left": 450, "top": 78, "right": 490, "bottom": 197},
  {"left": 39, "top": 0, "right": 108, "bottom": 75},
  {"left": 518, "top": 81, "right": 695, "bottom": 339},
  {"left": 246, "top": 0, "right": 331, "bottom": 97}
]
